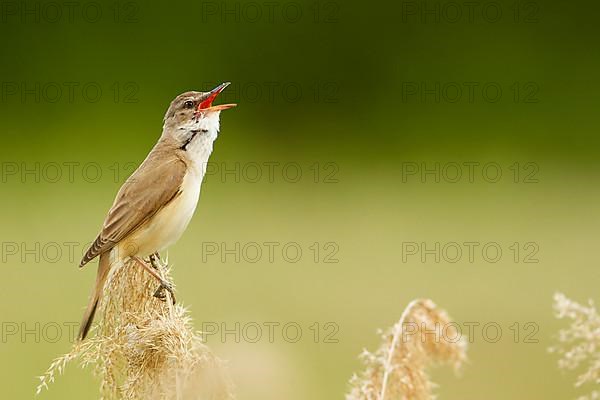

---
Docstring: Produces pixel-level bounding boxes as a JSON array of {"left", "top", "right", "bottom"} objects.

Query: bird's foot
[
  {"left": 132, "top": 255, "right": 176, "bottom": 304},
  {"left": 149, "top": 252, "right": 164, "bottom": 270},
  {"left": 153, "top": 280, "right": 176, "bottom": 304}
]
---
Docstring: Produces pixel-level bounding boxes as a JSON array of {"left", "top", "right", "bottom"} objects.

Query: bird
[{"left": 77, "top": 83, "right": 236, "bottom": 340}]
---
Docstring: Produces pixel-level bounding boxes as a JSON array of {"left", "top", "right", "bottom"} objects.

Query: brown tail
[{"left": 78, "top": 253, "right": 111, "bottom": 340}]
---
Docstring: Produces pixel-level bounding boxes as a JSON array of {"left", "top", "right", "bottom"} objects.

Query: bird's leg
[
  {"left": 149, "top": 253, "right": 176, "bottom": 304},
  {"left": 132, "top": 256, "right": 176, "bottom": 304},
  {"left": 149, "top": 253, "right": 174, "bottom": 301}
]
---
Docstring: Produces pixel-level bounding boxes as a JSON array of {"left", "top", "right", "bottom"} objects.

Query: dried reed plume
[
  {"left": 550, "top": 292, "right": 600, "bottom": 400},
  {"left": 37, "top": 257, "right": 234, "bottom": 400},
  {"left": 346, "top": 299, "right": 467, "bottom": 400}
]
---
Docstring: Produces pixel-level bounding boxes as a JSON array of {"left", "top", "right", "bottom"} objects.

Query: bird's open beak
[{"left": 197, "top": 82, "right": 237, "bottom": 112}]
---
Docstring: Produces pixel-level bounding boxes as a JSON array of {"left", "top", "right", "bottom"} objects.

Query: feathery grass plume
[
  {"left": 37, "top": 257, "right": 234, "bottom": 400},
  {"left": 346, "top": 299, "right": 468, "bottom": 400},
  {"left": 550, "top": 292, "right": 600, "bottom": 400}
]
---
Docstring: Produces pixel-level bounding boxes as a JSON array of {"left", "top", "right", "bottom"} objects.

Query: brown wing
[{"left": 80, "top": 150, "right": 186, "bottom": 267}]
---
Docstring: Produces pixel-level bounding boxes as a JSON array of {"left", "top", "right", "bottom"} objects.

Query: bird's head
[{"left": 162, "top": 83, "right": 236, "bottom": 153}]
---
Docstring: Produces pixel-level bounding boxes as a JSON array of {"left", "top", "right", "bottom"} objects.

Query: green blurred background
[{"left": 1, "top": 0, "right": 599, "bottom": 399}]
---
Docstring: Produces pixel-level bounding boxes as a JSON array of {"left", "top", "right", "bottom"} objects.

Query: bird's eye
[{"left": 183, "top": 100, "right": 194, "bottom": 109}]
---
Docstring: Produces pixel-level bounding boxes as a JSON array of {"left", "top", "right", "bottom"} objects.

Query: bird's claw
[
  {"left": 149, "top": 253, "right": 164, "bottom": 270},
  {"left": 153, "top": 281, "right": 176, "bottom": 304}
]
